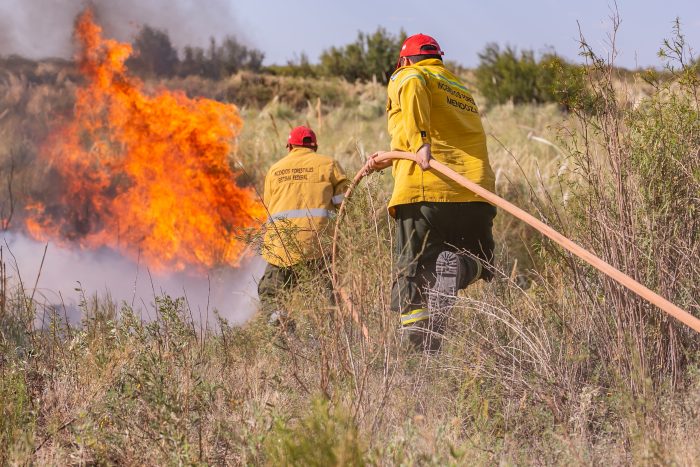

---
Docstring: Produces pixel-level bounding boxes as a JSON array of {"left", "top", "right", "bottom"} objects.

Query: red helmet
[
  {"left": 287, "top": 126, "right": 317, "bottom": 147},
  {"left": 399, "top": 33, "right": 444, "bottom": 58}
]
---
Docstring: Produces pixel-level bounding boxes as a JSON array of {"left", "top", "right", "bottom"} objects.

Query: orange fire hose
[{"left": 331, "top": 151, "right": 700, "bottom": 337}]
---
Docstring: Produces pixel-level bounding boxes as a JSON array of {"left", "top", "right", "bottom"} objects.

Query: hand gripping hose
[{"left": 331, "top": 151, "right": 700, "bottom": 338}]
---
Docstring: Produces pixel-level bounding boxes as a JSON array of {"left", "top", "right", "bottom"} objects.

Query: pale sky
[
  {"left": 231, "top": 0, "right": 700, "bottom": 69},
  {"left": 2, "top": 0, "right": 699, "bottom": 69}
]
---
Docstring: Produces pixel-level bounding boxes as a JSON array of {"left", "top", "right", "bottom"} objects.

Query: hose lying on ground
[{"left": 331, "top": 151, "right": 700, "bottom": 338}]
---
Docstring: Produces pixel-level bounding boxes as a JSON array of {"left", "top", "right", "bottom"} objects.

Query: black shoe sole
[{"left": 430, "top": 251, "right": 462, "bottom": 312}]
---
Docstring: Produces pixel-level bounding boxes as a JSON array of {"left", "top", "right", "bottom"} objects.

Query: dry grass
[{"left": 2, "top": 34, "right": 700, "bottom": 464}]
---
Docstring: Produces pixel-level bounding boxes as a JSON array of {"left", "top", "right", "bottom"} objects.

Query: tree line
[
  {"left": 128, "top": 24, "right": 595, "bottom": 107},
  {"left": 127, "top": 25, "right": 407, "bottom": 84},
  {"left": 126, "top": 25, "right": 265, "bottom": 79}
]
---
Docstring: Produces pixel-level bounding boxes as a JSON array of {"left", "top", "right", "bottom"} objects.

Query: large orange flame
[{"left": 25, "top": 9, "right": 264, "bottom": 272}]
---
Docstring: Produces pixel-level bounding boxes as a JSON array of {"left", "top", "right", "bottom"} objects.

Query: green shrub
[
  {"left": 319, "top": 28, "right": 406, "bottom": 83},
  {"left": 179, "top": 36, "right": 265, "bottom": 79},
  {"left": 475, "top": 44, "right": 540, "bottom": 105},
  {"left": 561, "top": 20, "right": 700, "bottom": 391},
  {"left": 265, "top": 53, "right": 319, "bottom": 78},
  {"left": 475, "top": 43, "right": 588, "bottom": 108},
  {"left": 264, "top": 398, "right": 366, "bottom": 466},
  {"left": 0, "top": 369, "right": 35, "bottom": 461}
]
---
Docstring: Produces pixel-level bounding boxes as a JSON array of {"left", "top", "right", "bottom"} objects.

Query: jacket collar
[
  {"left": 391, "top": 58, "right": 444, "bottom": 80},
  {"left": 288, "top": 147, "right": 315, "bottom": 157},
  {"left": 412, "top": 58, "right": 443, "bottom": 67}
]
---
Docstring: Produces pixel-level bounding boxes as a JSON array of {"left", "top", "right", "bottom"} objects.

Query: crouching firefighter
[
  {"left": 258, "top": 126, "right": 349, "bottom": 328},
  {"left": 367, "top": 34, "right": 497, "bottom": 352}
]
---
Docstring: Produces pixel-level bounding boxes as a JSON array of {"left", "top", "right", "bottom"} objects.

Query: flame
[{"left": 25, "top": 10, "right": 264, "bottom": 272}]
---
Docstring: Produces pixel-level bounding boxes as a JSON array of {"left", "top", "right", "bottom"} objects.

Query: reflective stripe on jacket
[
  {"left": 386, "top": 58, "right": 496, "bottom": 214},
  {"left": 262, "top": 147, "right": 349, "bottom": 267}
]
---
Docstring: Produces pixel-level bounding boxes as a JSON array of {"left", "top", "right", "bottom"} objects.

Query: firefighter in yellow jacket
[
  {"left": 368, "top": 34, "right": 497, "bottom": 351},
  {"left": 258, "top": 126, "right": 349, "bottom": 325}
]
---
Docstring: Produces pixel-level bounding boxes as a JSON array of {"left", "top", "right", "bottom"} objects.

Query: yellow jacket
[
  {"left": 262, "top": 147, "right": 349, "bottom": 267},
  {"left": 386, "top": 58, "right": 495, "bottom": 214}
]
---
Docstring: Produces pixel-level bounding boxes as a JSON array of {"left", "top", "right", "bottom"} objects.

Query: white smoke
[
  {"left": 2, "top": 231, "right": 265, "bottom": 326},
  {"left": 0, "top": 0, "right": 249, "bottom": 60}
]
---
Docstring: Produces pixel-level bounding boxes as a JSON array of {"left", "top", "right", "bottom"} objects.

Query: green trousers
[
  {"left": 391, "top": 201, "right": 496, "bottom": 316},
  {"left": 257, "top": 260, "right": 333, "bottom": 319}
]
